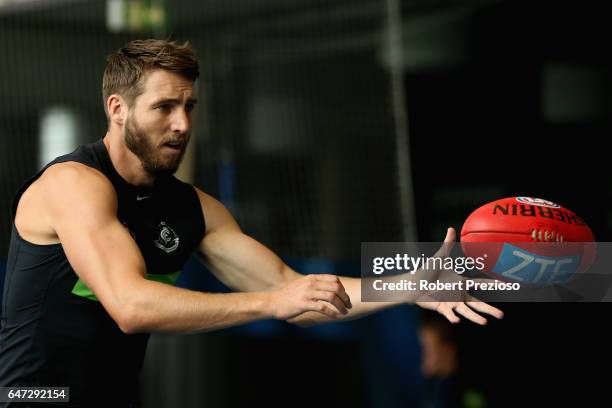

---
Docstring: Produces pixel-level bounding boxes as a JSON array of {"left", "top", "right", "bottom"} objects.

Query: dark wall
[{"left": 407, "top": 1, "right": 612, "bottom": 405}]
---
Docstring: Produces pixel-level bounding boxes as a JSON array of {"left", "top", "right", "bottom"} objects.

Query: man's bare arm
[
  {"left": 196, "top": 191, "right": 503, "bottom": 327},
  {"left": 40, "top": 163, "right": 349, "bottom": 334},
  {"left": 289, "top": 229, "right": 504, "bottom": 326},
  {"left": 197, "top": 189, "right": 296, "bottom": 291}
]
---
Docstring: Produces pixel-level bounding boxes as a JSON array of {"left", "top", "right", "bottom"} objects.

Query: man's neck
[{"left": 103, "top": 133, "right": 156, "bottom": 187}]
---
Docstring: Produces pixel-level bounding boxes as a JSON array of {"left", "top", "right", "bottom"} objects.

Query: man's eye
[
  {"left": 186, "top": 104, "right": 194, "bottom": 113},
  {"left": 157, "top": 104, "right": 171, "bottom": 112}
]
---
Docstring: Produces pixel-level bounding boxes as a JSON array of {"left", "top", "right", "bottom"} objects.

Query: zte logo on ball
[{"left": 492, "top": 244, "right": 579, "bottom": 285}]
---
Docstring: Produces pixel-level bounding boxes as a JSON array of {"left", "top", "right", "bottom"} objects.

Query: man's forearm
[{"left": 117, "top": 279, "right": 274, "bottom": 334}]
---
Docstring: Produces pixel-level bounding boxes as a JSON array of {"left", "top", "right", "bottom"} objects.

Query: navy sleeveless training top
[{"left": 0, "top": 139, "right": 206, "bottom": 407}]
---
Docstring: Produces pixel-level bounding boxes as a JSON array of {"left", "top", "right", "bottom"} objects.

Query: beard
[{"left": 124, "top": 114, "right": 188, "bottom": 176}]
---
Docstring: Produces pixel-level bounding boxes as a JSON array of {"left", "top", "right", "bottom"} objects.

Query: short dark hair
[{"left": 102, "top": 39, "right": 199, "bottom": 118}]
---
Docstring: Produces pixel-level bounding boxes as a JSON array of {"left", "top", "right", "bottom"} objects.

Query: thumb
[
  {"left": 436, "top": 227, "right": 456, "bottom": 258},
  {"left": 445, "top": 227, "right": 456, "bottom": 244}
]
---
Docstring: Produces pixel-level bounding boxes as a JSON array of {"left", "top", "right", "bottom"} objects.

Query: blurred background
[{"left": 1, "top": 0, "right": 611, "bottom": 407}]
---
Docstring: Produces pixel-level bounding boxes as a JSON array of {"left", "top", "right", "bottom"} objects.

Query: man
[{"left": 0, "top": 39, "right": 502, "bottom": 407}]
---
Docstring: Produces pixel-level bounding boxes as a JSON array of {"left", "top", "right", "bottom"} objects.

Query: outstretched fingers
[
  {"left": 436, "top": 301, "right": 504, "bottom": 325},
  {"left": 454, "top": 303, "right": 488, "bottom": 325},
  {"left": 466, "top": 297, "right": 504, "bottom": 320},
  {"left": 436, "top": 303, "right": 460, "bottom": 324}
]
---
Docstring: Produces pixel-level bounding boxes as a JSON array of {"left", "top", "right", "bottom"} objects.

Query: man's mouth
[{"left": 162, "top": 141, "right": 184, "bottom": 151}]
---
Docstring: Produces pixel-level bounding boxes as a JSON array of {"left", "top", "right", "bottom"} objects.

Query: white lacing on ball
[{"left": 531, "top": 229, "right": 564, "bottom": 242}]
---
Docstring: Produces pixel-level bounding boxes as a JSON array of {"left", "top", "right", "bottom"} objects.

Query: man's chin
[
  {"left": 158, "top": 153, "right": 185, "bottom": 170},
  {"left": 142, "top": 161, "right": 182, "bottom": 176}
]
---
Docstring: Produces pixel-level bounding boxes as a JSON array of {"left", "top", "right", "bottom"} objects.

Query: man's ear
[{"left": 107, "top": 94, "right": 128, "bottom": 126}]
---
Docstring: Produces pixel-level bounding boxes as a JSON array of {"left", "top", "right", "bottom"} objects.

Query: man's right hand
[
  {"left": 266, "top": 274, "right": 352, "bottom": 320},
  {"left": 415, "top": 227, "right": 504, "bottom": 325}
]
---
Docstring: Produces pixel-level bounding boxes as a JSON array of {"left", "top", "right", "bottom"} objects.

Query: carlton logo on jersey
[{"left": 154, "top": 221, "right": 180, "bottom": 254}]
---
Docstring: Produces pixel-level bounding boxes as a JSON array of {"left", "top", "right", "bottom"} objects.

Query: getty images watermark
[
  {"left": 361, "top": 242, "right": 611, "bottom": 302},
  {"left": 370, "top": 251, "right": 519, "bottom": 292}
]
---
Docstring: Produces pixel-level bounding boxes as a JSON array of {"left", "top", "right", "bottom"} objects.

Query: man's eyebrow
[{"left": 151, "top": 97, "right": 198, "bottom": 105}]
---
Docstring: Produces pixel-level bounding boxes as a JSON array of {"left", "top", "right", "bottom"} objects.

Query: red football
[{"left": 460, "top": 197, "right": 595, "bottom": 285}]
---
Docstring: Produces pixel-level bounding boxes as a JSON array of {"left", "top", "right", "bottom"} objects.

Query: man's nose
[{"left": 171, "top": 109, "right": 190, "bottom": 134}]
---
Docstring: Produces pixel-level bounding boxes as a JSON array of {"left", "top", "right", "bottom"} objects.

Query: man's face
[{"left": 124, "top": 69, "right": 197, "bottom": 176}]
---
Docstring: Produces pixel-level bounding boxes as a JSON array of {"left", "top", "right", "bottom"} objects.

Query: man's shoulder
[
  {"left": 14, "top": 162, "right": 117, "bottom": 243},
  {"left": 38, "top": 162, "right": 115, "bottom": 201},
  {"left": 41, "top": 161, "right": 109, "bottom": 185}
]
